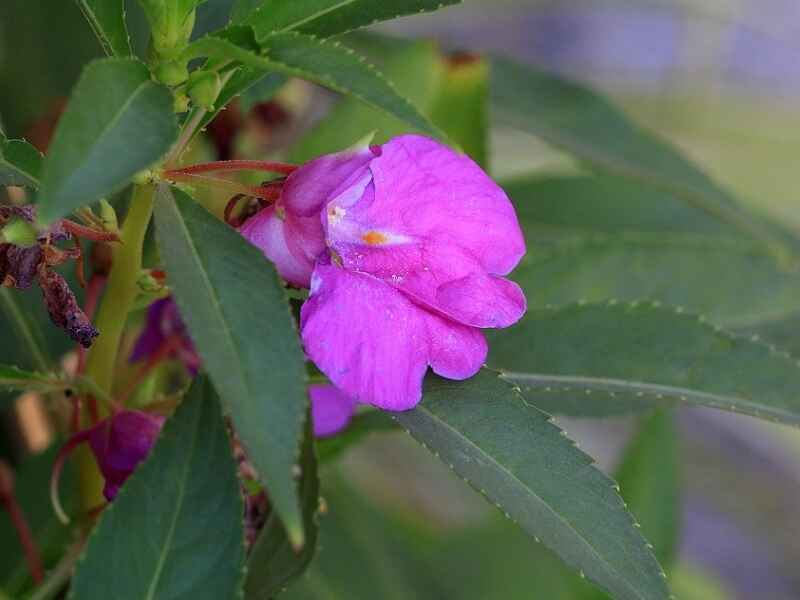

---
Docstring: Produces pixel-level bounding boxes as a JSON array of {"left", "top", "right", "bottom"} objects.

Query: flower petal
[
  {"left": 424, "top": 311, "right": 487, "bottom": 380},
  {"left": 239, "top": 205, "right": 317, "bottom": 287},
  {"left": 309, "top": 384, "right": 358, "bottom": 437},
  {"left": 301, "top": 259, "right": 429, "bottom": 410},
  {"left": 282, "top": 146, "right": 376, "bottom": 217}
]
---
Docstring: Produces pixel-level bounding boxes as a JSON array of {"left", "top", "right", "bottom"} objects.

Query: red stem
[
  {"left": 62, "top": 219, "right": 120, "bottom": 243},
  {"left": 165, "top": 159, "right": 297, "bottom": 177},
  {"left": 0, "top": 461, "right": 45, "bottom": 584}
]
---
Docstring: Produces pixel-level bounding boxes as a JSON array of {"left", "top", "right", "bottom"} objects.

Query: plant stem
[
  {"left": 79, "top": 184, "right": 155, "bottom": 509},
  {"left": 26, "top": 541, "right": 83, "bottom": 600}
]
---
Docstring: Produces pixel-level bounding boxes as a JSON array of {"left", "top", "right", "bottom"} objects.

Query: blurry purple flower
[
  {"left": 241, "top": 135, "right": 526, "bottom": 410},
  {"left": 310, "top": 384, "right": 358, "bottom": 437},
  {"left": 130, "top": 296, "right": 200, "bottom": 375},
  {"left": 86, "top": 411, "right": 165, "bottom": 501}
]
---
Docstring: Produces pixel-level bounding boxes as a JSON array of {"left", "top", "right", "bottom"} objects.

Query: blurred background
[{"left": 1, "top": 1, "right": 799, "bottom": 598}]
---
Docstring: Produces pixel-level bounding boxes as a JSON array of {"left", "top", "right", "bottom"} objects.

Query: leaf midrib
[
  {"left": 501, "top": 372, "right": 800, "bottom": 425},
  {"left": 403, "top": 399, "right": 653, "bottom": 600},
  {"left": 163, "top": 193, "right": 252, "bottom": 403},
  {"left": 143, "top": 399, "right": 202, "bottom": 600}
]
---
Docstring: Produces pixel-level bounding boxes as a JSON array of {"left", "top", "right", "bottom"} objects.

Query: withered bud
[
  {"left": 37, "top": 265, "right": 99, "bottom": 348},
  {"left": 1, "top": 244, "right": 43, "bottom": 289}
]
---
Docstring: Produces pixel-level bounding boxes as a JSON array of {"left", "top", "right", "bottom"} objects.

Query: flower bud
[
  {"left": 187, "top": 71, "right": 222, "bottom": 111},
  {"left": 155, "top": 60, "right": 189, "bottom": 87}
]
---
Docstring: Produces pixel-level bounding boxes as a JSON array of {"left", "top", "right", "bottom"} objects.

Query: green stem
[
  {"left": 78, "top": 184, "right": 155, "bottom": 509},
  {"left": 84, "top": 185, "right": 155, "bottom": 397}
]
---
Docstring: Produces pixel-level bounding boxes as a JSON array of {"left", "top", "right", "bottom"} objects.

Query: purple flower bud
[
  {"left": 86, "top": 411, "right": 165, "bottom": 501},
  {"left": 241, "top": 135, "right": 527, "bottom": 410},
  {"left": 130, "top": 296, "right": 200, "bottom": 375}
]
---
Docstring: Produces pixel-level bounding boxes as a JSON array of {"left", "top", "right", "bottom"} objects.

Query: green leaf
[
  {"left": 154, "top": 185, "right": 308, "bottom": 546},
  {"left": 0, "top": 365, "right": 65, "bottom": 394},
  {"left": 615, "top": 410, "right": 680, "bottom": 568},
  {"left": 238, "top": 0, "right": 460, "bottom": 39},
  {"left": 68, "top": 377, "right": 245, "bottom": 600},
  {"left": 490, "top": 58, "right": 798, "bottom": 260},
  {"left": 259, "top": 32, "right": 443, "bottom": 140},
  {"left": 245, "top": 416, "right": 319, "bottom": 598},
  {"left": 74, "top": 0, "right": 132, "bottom": 56},
  {"left": 506, "top": 175, "right": 800, "bottom": 328},
  {"left": 490, "top": 301, "right": 800, "bottom": 424},
  {"left": 429, "top": 54, "right": 489, "bottom": 169},
  {"left": 0, "top": 134, "right": 42, "bottom": 189},
  {"left": 288, "top": 38, "right": 444, "bottom": 162},
  {"left": 394, "top": 370, "right": 670, "bottom": 600},
  {"left": 182, "top": 26, "right": 271, "bottom": 69},
  {"left": 0, "top": 289, "right": 51, "bottom": 371},
  {"left": 39, "top": 58, "right": 178, "bottom": 223}
]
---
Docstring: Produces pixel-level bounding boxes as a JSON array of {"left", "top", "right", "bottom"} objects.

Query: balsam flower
[{"left": 242, "top": 135, "right": 526, "bottom": 410}]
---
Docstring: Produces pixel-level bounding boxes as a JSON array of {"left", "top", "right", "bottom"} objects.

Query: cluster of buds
[{"left": 0, "top": 205, "right": 99, "bottom": 347}]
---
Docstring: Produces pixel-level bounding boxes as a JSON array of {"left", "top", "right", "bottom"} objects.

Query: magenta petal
[
  {"left": 309, "top": 384, "right": 357, "bottom": 437},
  {"left": 301, "top": 260, "right": 429, "bottom": 410},
  {"left": 239, "top": 206, "right": 317, "bottom": 287},
  {"left": 282, "top": 147, "right": 375, "bottom": 217},
  {"left": 425, "top": 312, "right": 487, "bottom": 380},
  {"left": 435, "top": 272, "right": 527, "bottom": 328}
]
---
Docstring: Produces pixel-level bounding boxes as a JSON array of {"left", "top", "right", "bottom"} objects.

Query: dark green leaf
[
  {"left": 259, "top": 32, "right": 443, "bottom": 140},
  {"left": 0, "top": 445, "right": 78, "bottom": 596},
  {"left": 0, "top": 289, "right": 51, "bottom": 371},
  {"left": 394, "top": 370, "right": 670, "bottom": 600},
  {"left": 615, "top": 411, "right": 680, "bottom": 568},
  {"left": 506, "top": 175, "right": 800, "bottom": 327},
  {"left": 39, "top": 58, "right": 178, "bottom": 223},
  {"left": 238, "top": 0, "right": 460, "bottom": 39},
  {"left": 154, "top": 185, "right": 308, "bottom": 546},
  {"left": 75, "top": 0, "right": 132, "bottom": 56},
  {"left": 0, "top": 134, "right": 42, "bottom": 189},
  {"left": 245, "top": 416, "right": 319, "bottom": 598},
  {"left": 429, "top": 54, "right": 489, "bottom": 169},
  {"left": 68, "top": 377, "right": 245, "bottom": 600},
  {"left": 288, "top": 38, "right": 443, "bottom": 162},
  {"left": 491, "top": 301, "right": 800, "bottom": 424},
  {"left": 490, "top": 58, "right": 798, "bottom": 260}
]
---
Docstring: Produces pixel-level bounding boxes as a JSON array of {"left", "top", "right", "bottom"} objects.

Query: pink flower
[
  {"left": 242, "top": 135, "right": 527, "bottom": 410},
  {"left": 310, "top": 384, "right": 358, "bottom": 437},
  {"left": 130, "top": 296, "right": 201, "bottom": 375},
  {"left": 52, "top": 410, "right": 165, "bottom": 520}
]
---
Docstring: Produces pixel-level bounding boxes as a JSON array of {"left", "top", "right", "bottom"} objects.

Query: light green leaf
[
  {"left": 74, "top": 0, "right": 132, "bottom": 56},
  {"left": 490, "top": 58, "right": 799, "bottom": 260},
  {"left": 68, "top": 377, "right": 245, "bottom": 600},
  {"left": 238, "top": 0, "right": 460, "bottom": 39},
  {"left": 154, "top": 185, "right": 308, "bottom": 546},
  {"left": 181, "top": 26, "right": 271, "bottom": 69},
  {"left": 394, "top": 370, "right": 670, "bottom": 600},
  {"left": 39, "top": 58, "right": 178, "bottom": 223},
  {"left": 259, "top": 32, "right": 444, "bottom": 140},
  {"left": 429, "top": 54, "right": 489, "bottom": 169},
  {"left": 615, "top": 410, "right": 681, "bottom": 568},
  {"left": 288, "top": 38, "right": 444, "bottom": 162},
  {"left": 490, "top": 301, "right": 800, "bottom": 424},
  {"left": 245, "top": 417, "right": 319, "bottom": 598},
  {"left": 0, "top": 134, "right": 42, "bottom": 189},
  {"left": 0, "top": 365, "right": 66, "bottom": 394}
]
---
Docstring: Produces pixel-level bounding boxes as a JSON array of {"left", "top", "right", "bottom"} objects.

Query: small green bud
[
  {"left": 187, "top": 71, "right": 222, "bottom": 111},
  {"left": 99, "top": 199, "right": 119, "bottom": 233},
  {"left": 137, "top": 270, "right": 164, "bottom": 293},
  {"left": 155, "top": 60, "right": 189, "bottom": 87},
  {"left": 1, "top": 217, "right": 38, "bottom": 248},
  {"left": 131, "top": 170, "right": 154, "bottom": 186},
  {"left": 173, "top": 92, "right": 190, "bottom": 114}
]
